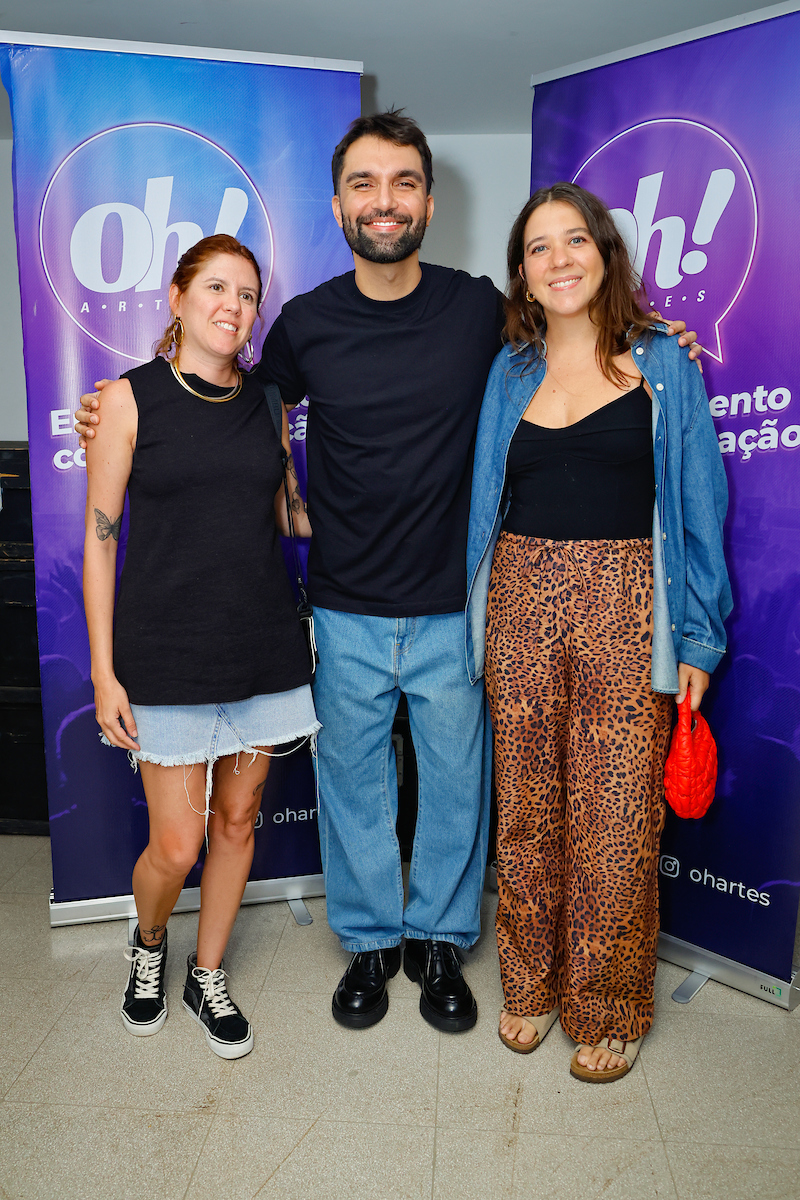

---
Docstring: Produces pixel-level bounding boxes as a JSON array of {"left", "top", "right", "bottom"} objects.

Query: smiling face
[
  {"left": 170, "top": 252, "right": 260, "bottom": 366},
  {"left": 519, "top": 200, "right": 605, "bottom": 322},
  {"left": 332, "top": 134, "right": 434, "bottom": 265}
]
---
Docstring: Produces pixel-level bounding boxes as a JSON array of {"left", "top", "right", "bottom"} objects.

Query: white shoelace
[
  {"left": 192, "top": 965, "right": 238, "bottom": 1018},
  {"left": 123, "top": 943, "right": 164, "bottom": 1000}
]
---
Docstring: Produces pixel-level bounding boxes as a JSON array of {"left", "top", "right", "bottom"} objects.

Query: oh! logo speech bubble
[
  {"left": 573, "top": 119, "right": 757, "bottom": 362},
  {"left": 39, "top": 123, "right": 273, "bottom": 362}
]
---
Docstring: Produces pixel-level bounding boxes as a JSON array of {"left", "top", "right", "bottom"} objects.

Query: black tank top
[
  {"left": 503, "top": 383, "right": 654, "bottom": 541},
  {"left": 113, "top": 357, "right": 311, "bottom": 705}
]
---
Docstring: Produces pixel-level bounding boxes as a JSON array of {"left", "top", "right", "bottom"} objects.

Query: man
[
  {"left": 78, "top": 110, "right": 698, "bottom": 1034},
  {"left": 262, "top": 112, "right": 502, "bottom": 1033}
]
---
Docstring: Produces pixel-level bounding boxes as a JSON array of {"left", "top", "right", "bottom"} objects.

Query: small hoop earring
[
  {"left": 171, "top": 315, "right": 184, "bottom": 348},
  {"left": 526, "top": 290, "right": 535, "bottom": 303},
  {"left": 240, "top": 339, "right": 254, "bottom": 365}
]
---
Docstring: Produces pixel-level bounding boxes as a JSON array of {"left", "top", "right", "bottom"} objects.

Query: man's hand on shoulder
[
  {"left": 75, "top": 379, "right": 112, "bottom": 447},
  {"left": 654, "top": 315, "right": 704, "bottom": 372}
]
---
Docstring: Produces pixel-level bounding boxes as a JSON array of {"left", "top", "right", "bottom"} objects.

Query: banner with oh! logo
[
  {"left": 0, "top": 38, "right": 359, "bottom": 917},
  {"left": 530, "top": 9, "right": 800, "bottom": 990}
]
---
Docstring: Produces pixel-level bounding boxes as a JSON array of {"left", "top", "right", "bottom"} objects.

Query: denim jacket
[{"left": 465, "top": 328, "right": 732, "bottom": 692}]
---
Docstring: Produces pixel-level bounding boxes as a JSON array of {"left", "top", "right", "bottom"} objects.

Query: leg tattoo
[{"left": 140, "top": 923, "right": 167, "bottom": 946}]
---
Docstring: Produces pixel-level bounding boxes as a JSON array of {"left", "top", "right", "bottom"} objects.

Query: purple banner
[
  {"left": 1, "top": 42, "right": 359, "bottom": 906},
  {"left": 531, "top": 10, "right": 800, "bottom": 981}
]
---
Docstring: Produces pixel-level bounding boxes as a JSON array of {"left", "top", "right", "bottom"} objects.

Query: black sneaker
[
  {"left": 182, "top": 953, "right": 254, "bottom": 1059},
  {"left": 120, "top": 927, "right": 168, "bottom": 1036}
]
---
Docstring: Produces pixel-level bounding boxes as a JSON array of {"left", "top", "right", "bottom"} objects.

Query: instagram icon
[{"left": 659, "top": 855, "right": 680, "bottom": 878}]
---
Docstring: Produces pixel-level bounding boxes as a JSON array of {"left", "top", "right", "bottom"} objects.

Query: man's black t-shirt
[{"left": 260, "top": 264, "right": 505, "bottom": 618}]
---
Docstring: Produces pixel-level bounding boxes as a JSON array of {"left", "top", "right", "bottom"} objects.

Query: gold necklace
[{"left": 170, "top": 358, "right": 242, "bottom": 403}]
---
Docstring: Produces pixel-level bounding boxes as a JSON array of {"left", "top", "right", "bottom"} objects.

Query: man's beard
[{"left": 341, "top": 210, "right": 427, "bottom": 264}]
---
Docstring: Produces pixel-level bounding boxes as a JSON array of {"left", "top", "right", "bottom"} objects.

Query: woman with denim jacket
[{"left": 465, "top": 183, "right": 731, "bottom": 1082}]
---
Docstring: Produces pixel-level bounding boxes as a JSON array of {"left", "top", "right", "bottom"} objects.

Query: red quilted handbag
[{"left": 664, "top": 693, "right": 718, "bottom": 818}]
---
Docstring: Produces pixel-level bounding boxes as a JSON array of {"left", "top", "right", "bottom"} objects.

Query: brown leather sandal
[
  {"left": 498, "top": 1007, "right": 559, "bottom": 1054},
  {"left": 569, "top": 1035, "right": 643, "bottom": 1083}
]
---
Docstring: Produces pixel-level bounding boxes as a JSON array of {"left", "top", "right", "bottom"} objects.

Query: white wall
[
  {"left": 0, "top": 139, "right": 27, "bottom": 441},
  {"left": 422, "top": 133, "right": 532, "bottom": 289}
]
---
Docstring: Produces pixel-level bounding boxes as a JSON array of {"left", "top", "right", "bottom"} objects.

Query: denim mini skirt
[{"left": 128, "top": 684, "right": 320, "bottom": 767}]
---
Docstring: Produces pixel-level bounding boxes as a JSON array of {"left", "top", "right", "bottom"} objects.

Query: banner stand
[
  {"left": 0, "top": 34, "right": 360, "bottom": 925},
  {"left": 528, "top": 5, "right": 800, "bottom": 1010},
  {"left": 49, "top": 872, "right": 325, "bottom": 928},
  {"left": 658, "top": 932, "right": 799, "bottom": 1011}
]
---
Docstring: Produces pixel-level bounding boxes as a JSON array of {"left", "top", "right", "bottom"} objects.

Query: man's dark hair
[{"left": 331, "top": 108, "right": 434, "bottom": 194}]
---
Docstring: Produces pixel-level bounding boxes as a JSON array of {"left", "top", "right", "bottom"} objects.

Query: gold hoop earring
[
  {"left": 171, "top": 315, "right": 184, "bottom": 348},
  {"left": 526, "top": 290, "right": 535, "bottom": 303}
]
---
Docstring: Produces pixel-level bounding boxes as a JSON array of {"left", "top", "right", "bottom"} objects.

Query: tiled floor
[{"left": 1, "top": 833, "right": 798, "bottom": 1200}]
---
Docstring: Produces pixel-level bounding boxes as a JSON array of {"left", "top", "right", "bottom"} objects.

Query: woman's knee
[
  {"left": 210, "top": 803, "right": 259, "bottom": 847},
  {"left": 146, "top": 830, "right": 202, "bottom": 879}
]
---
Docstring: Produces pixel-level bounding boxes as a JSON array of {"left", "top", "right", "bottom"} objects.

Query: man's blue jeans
[{"left": 312, "top": 607, "right": 492, "bottom": 952}]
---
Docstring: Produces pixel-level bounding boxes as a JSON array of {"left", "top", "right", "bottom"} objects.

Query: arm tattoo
[
  {"left": 94, "top": 507, "right": 122, "bottom": 541},
  {"left": 286, "top": 454, "right": 307, "bottom": 513}
]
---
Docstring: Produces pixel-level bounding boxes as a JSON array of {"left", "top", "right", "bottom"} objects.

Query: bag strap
[{"left": 263, "top": 381, "right": 284, "bottom": 442}]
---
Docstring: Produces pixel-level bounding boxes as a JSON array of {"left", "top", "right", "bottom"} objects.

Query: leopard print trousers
[{"left": 485, "top": 532, "right": 673, "bottom": 1045}]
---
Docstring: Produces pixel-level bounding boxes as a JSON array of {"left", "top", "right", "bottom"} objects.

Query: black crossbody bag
[{"left": 264, "top": 382, "right": 318, "bottom": 676}]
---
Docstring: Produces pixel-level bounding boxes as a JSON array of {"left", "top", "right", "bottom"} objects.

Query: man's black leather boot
[
  {"left": 404, "top": 938, "right": 478, "bottom": 1032},
  {"left": 331, "top": 945, "right": 402, "bottom": 1028}
]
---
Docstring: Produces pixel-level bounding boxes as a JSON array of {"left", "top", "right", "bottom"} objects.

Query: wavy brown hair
[
  {"left": 505, "top": 182, "right": 656, "bottom": 386},
  {"left": 154, "top": 234, "right": 263, "bottom": 358}
]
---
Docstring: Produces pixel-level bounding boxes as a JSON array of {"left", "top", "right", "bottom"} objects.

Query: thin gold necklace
[{"left": 170, "top": 358, "right": 242, "bottom": 402}]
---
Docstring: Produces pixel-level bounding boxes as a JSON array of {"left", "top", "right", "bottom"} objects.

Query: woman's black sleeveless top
[
  {"left": 113, "top": 357, "right": 310, "bottom": 705},
  {"left": 503, "top": 383, "right": 655, "bottom": 541}
]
